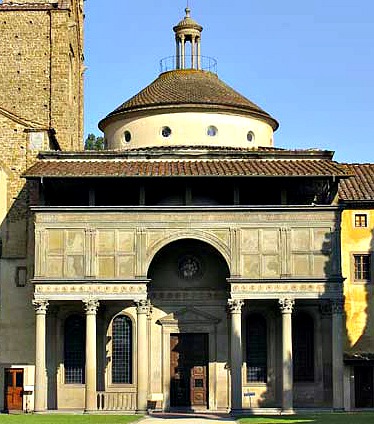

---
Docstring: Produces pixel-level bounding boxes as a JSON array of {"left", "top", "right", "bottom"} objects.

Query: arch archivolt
[{"left": 145, "top": 229, "right": 232, "bottom": 273}]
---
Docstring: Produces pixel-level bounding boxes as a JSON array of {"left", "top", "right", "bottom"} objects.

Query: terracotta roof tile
[
  {"left": 99, "top": 70, "right": 278, "bottom": 130},
  {"left": 338, "top": 164, "right": 374, "bottom": 201},
  {"left": 24, "top": 159, "right": 349, "bottom": 179}
]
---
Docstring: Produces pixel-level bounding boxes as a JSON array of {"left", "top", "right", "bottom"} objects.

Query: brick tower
[{"left": 0, "top": 1, "right": 84, "bottom": 408}]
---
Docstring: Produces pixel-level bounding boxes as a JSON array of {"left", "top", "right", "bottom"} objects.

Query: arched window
[
  {"left": 293, "top": 312, "right": 314, "bottom": 382},
  {"left": 112, "top": 315, "right": 133, "bottom": 384},
  {"left": 246, "top": 314, "right": 267, "bottom": 383},
  {"left": 64, "top": 315, "right": 85, "bottom": 384}
]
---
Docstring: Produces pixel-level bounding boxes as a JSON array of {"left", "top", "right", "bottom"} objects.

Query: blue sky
[{"left": 84, "top": 1, "right": 374, "bottom": 163}]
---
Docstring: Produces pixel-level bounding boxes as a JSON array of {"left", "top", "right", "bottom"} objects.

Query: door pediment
[{"left": 158, "top": 306, "right": 220, "bottom": 326}]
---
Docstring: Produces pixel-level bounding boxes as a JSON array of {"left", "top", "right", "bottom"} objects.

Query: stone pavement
[{"left": 138, "top": 412, "right": 237, "bottom": 423}]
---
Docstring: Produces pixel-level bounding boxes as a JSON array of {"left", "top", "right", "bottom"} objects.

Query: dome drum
[{"left": 105, "top": 111, "right": 274, "bottom": 150}]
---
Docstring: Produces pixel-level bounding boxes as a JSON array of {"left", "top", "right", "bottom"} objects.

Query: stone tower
[
  {"left": 0, "top": 1, "right": 84, "bottom": 405},
  {"left": 0, "top": 0, "right": 84, "bottom": 254},
  {"left": 0, "top": 0, "right": 84, "bottom": 152}
]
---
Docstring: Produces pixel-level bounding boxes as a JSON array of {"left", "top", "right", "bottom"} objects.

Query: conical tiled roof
[{"left": 99, "top": 70, "right": 279, "bottom": 130}]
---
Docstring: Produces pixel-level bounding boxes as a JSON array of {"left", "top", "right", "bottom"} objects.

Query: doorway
[
  {"left": 355, "top": 366, "right": 374, "bottom": 408},
  {"left": 170, "top": 333, "right": 208, "bottom": 408},
  {"left": 4, "top": 369, "right": 23, "bottom": 411}
]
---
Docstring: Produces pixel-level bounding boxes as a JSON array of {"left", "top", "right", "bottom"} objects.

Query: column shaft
[
  {"left": 279, "top": 298, "right": 294, "bottom": 413},
  {"left": 176, "top": 39, "right": 180, "bottom": 69},
  {"left": 228, "top": 299, "right": 243, "bottom": 412},
  {"left": 136, "top": 300, "right": 150, "bottom": 413},
  {"left": 33, "top": 300, "right": 48, "bottom": 412},
  {"left": 84, "top": 299, "right": 99, "bottom": 412},
  {"left": 181, "top": 35, "right": 185, "bottom": 69},
  {"left": 197, "top": 38, "right": 201, "bottom": 69},
  {"left": 191, "top": 37, "right": 196, "bottom": 68},
  {"left": 332, "top": 300, "right": 344, "bottom": 410}
]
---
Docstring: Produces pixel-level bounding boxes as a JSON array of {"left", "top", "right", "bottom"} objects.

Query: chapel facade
[{"left": 0, "top": 1, "right": 373, "bottom": 414}]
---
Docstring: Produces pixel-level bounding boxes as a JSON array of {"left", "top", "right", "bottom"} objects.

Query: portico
[{"left": 29, "top": 205, "right": 345, "bottom": 413}]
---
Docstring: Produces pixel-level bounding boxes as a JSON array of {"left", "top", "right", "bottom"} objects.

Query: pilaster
[
  {"left": 332, "top": 299, "right": 344, "bottom": 410},
  {"left": 136, "top": 299, "right": 151, "bottom": 413}
]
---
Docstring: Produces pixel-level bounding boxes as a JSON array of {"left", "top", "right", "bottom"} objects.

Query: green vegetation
[
  {"left": 84, "top": 133, "right": 105, "bottom": 150},
  {"left": 0, "top": 415, "right": 141, "bottom": 424},
  {"left": 237, "top": 412, "right": 374, "bottom": 424}
]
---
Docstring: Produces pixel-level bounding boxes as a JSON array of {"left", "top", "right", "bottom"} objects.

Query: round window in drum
[
  {"left": 124, "top": 130, "right": 131, "bottom": 143},
  {"left": 207, "top": 125, "right": 218, "bottom": 137},
  {"left": 247, "top": 131, "right": 255, "bottom": 142},
  {"left": 161, "top": 126, "right": 172, "bottom": 138}
]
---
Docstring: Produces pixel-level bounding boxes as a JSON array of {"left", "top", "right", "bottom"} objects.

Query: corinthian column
[
  {"left": 83, "top": 298, "right": 99, "bottom": 412},
  {"left": 228, "top": 299, "right": 244, "bottom": 412},
  {"left": 32, "top": 299, "right": 49, "bottom": 412},
  {"left": 332, "top": 299, "right": 344, "bottom": 410},
  {"left": 136, "top": 299, "right": 151, "bottom": 413},
  {"left": 279, "top": 297, "right": 295, "bottom": 414}
]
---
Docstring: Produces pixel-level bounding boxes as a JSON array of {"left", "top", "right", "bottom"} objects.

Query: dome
[
  {"left": 99, "top": 8, "right": 279, "bottom": 151},
  {"left": 99, "top": 69, "right": 278, "bottom": 130}
]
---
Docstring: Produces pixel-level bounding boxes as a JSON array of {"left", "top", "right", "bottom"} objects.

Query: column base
[{"left": 281, "top": 408, "right": 295, "bottom": 415}]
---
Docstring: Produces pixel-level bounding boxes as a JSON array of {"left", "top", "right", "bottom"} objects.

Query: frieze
[
  {"left": 34, "top": 284, "right": 147, "bottom": 295},
  {"left": 34, "top": 210, "right": 337, "bottom": 226},
  {"left": 150, "top": 290, "right": 227, "bottom": 301},
  {"left": 231, "top": 282, "right": 342, "bottom": 299}
]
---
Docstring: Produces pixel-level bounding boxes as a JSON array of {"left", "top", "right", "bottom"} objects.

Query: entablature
[
  {"left": 229, "top": 277, "right": 343, "bottom": 300},
  {"left": 33, "top": 278, "right": 149, "bottom": 301}
]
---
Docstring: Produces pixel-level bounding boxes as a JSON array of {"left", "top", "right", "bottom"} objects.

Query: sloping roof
[
  {"left": 99, "top": 70, "right": 278, "bottom": 130},
  {"left": 338, "top": 164, "right": 374, "bottom": 201},
  {"left": 24, "top": 158, "right": 349, "bottom": 179}
]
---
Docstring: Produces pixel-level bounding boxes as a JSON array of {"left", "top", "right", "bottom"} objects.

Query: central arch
[
  {"left": 147, "top": 238, "right": 230, "bottom": 292},
  {"left": 146, "top": 238, "right": 230, "bottom": 410}
]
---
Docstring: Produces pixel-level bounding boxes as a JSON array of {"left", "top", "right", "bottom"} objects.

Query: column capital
[
  {"left": 279, "top": 297, "right": 295, "bottom": 314},
  {"left": 83, "top": 298, "right": 99, "bottom": 315},
  {"left": 332, "top": 299, "right": 344, "bottom": 315},
  {"left": 227, "top": 299, "right": 244, "bottom": 314},
  {"left": 32, "top": 299, "right": 49, "bottom": 314},
  {"left": 135, "top": 299, "right": 151, "bottom": 315}
]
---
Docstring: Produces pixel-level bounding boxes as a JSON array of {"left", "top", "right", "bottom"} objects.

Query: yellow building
[{"left": 339, "top": 164, "right": 374, "bottom": 409}]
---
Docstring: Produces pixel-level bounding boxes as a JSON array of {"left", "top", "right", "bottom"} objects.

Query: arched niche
[{"left": 147, "top": 238, "right": 230, "bottom": 292}]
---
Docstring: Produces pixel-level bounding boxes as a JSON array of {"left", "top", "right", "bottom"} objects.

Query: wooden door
[
  {"left": 4, "top": 369, "right": 23, "bottom": 411},
  {"left": 355, "top": 366, "right": 374, "bottom": 408},
  {"left": 170, "top": 333, "right": 208, "bottom": 408}
]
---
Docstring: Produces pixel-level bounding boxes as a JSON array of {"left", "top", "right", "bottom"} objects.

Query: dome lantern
[{"left": 173, "top": 7, "right": 203, "bottom": 70}]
